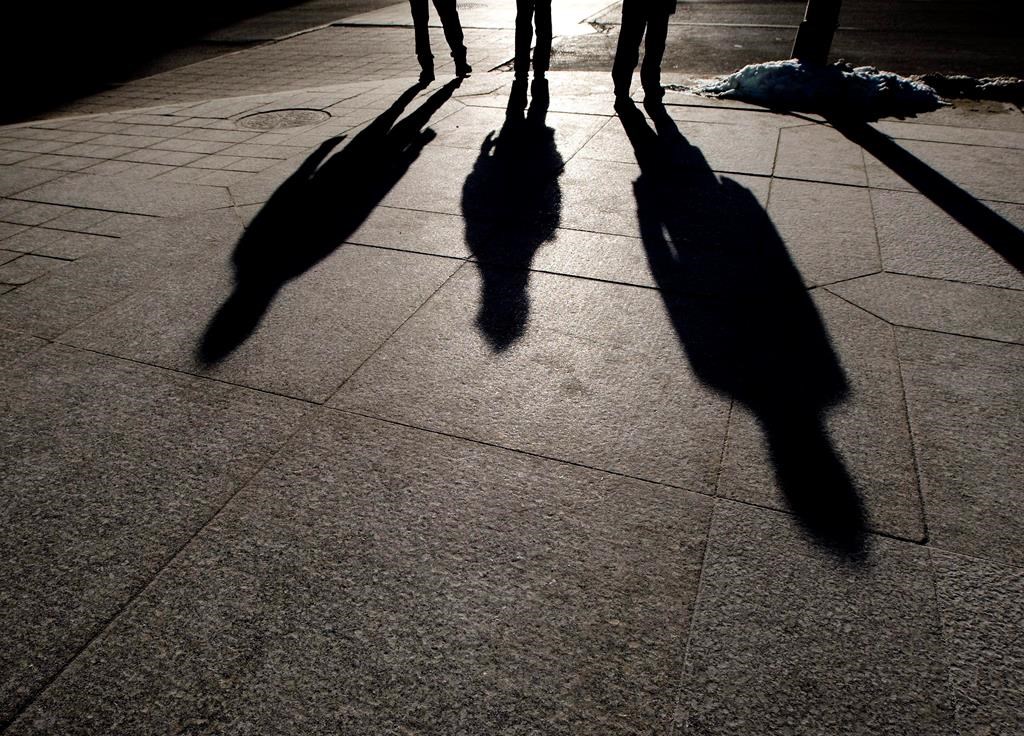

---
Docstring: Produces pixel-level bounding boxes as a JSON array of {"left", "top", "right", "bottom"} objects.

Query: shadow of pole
[
  {"left": 460, "top": 80, "right": 563, "bottom": 351},
  {"left": 621, "top": 100, "right": 869, "bottom": 557},
  {"left": 829, "top": 117, "right": 1024, "bottom": 274},
  {"left": 198, "top": 79, "right": 461, "bottom": 363}
]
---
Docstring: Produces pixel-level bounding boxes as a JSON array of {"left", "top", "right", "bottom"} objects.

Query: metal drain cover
[{"left": 237, "top": 108, "right": 330, "bottom": 130}]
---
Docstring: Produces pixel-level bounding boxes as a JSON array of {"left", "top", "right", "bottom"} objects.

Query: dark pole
[{"left": 791, "top": 0, "right": 843, "bottom": 65}]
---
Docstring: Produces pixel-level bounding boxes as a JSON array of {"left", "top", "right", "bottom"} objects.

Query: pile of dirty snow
[
  {"left": 675, "top": 60, "right": 944, "bottom": 119},
  {"left": 914, "top": 74, "right": 1024, "bottom": 104}
]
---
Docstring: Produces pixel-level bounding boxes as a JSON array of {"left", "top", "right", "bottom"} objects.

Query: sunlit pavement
[{"left": 1, "top": 3, "right": 1022, "bottom": 734}]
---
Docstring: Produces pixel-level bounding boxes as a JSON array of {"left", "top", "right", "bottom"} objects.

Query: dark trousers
[
  {"left": 514, "top": 0, "right": 553, "bottom": 76},
  {"left": 611, "top": 0, "right": 671, "bottom": 95},
  {"left": 410, "top": 0, "right": 467, "bottom": 65}
]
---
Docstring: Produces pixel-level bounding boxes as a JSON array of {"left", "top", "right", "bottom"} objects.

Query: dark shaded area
[
  {"left": 2, "top": 0, "right": 394, "bottom": 122},
  {"left": 831, "top": 118, "right": 1024, "bottom": 274},
  {"left": 619, "top": 99, "right": 867, "bottom": 556},
  {"left": 198, "top": 80, "right": 459, "bottom": 363},
  {"left": 461, "top": 80, "right": 562, "bottom": 351}
]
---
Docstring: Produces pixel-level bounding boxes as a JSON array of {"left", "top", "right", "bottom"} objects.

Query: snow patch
[{"left": 676, "top": 60, "right": 944, "bottom": 119}]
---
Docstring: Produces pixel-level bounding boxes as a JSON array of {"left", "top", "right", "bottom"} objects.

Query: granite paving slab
[
  {"left": 0, "top": 254, "right": 68, "bottom": 286},
  {"left": 717, "top": 291, "right": 922, "bottom": 546},
  {"left": 774, "top": 123, "right": 869, "bottom": 186},
  {"left": 62, "top": 236, "right": 461, "bottom": 402},
  {"left": 0, "top": 327, "right": 46, "bottom": 367},
  {"left": 0, "top": 166, "right": 63, "bottom": 197},
  {"left": 0, "top": 228, "right": 115, "bottom": 260},
  {"left": 829, "top": 272, "right": 1024, "bottom": 344},
  {"left": 871, "top": 190, "right": 1024, "bottom": 290},
  {"left": 347, "top": 205, "right": 470, "bottom": 258},
  {"left": 872, "top": 120, "right": 1024, "bottom": 150},
  {"left": 865, "top": 138, "right": 1024, "bottom": 204},
  {"left": 766, "top": 178, "right": 880, "bottom": 287},
  {"left": 676, "top": 502, "right": 953, "bottom": 735},
  {"left": 0, "top": 344, "right": 308, "bottom": 726},
  {"left": 897, "top": 329, "right": 1024, "bottom": 566},
  {"left": 576, "top": 115, "right": 778, "bottom": 177},
  {"left": 559, "top": 154, "right": 771, "bottom": 239},
  {"left": 16, "top": 172, "right": 232, "bottom": 216},
  {"left": 0, "top": 210, "right": 242, "bottom": 339},
  {"left": 6, "top": 409, "right": 712, "bottom": 736},
  {"left": 331, "top": 266, "right": 731, "bottom": 494},
  {"left": 932, "top": 551, "right": 1024, "bottom": 736}
]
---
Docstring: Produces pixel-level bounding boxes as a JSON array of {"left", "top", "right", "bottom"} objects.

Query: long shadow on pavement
[
  {"left": 620, "top": 99, "right": 868, "bottom": 556},
  {"left": 198, "top": 79, "right": 461, "bottom": 363},
  {"left": 830, "top": 117, "right": 1024, "bottom": 274},
  {"left": 461, "top": 80, "right": 563, "bottom": 351}
]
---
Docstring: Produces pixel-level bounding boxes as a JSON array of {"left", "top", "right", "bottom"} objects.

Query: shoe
[
  {"left": 643, "top": 84, "right": 664, "bottom": 101},
  {"left": 419, "top": 66, "right": 435, "bottom": 83},
  {"left": 613, "top": 93, "right": 634, "bottom": 114},
  {"left": 454, "top": 58, "right": 473, "bottom": 78}
]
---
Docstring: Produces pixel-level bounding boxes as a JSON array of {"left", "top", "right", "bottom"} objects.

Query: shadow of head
[
  {"left": 197, "top": 79, "right": 460, "bottom": 364},
  {"left": 462, "top": 85, "right": 563, "bottom": 352},
  {"left": 621, "top": 99, "right": 869, "bottom": 556}
]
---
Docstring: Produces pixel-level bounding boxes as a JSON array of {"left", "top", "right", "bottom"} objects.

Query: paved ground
[{"left": 2, "top": 1, "right": 1023, "bottom": 734}]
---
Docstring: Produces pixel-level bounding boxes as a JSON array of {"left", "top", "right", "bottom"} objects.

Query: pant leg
[
  {"left": 612, "top": 0, "right": 648, "bottom": 95},
  {"left": 514, "top": 0, "right": 535, "bottom": 76},
  {"left": 432, "top": 0, "right": 467, "bottom": 60},
  {"left": 533, "top": 0, "right": 553, "bottom": 73},
  {"left": 640, "top": 8, "right": 670, "bottom": 88},
  {"left": 409, "top": 0, "right": 433, "bottom": 65}
]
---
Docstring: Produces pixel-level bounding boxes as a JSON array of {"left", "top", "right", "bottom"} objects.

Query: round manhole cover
[{"left": 237, "top": 108, "right": 330, "bottom": 130}]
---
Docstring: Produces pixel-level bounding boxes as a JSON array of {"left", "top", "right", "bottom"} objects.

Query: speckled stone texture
[
  {"left": 0, "top": 344, "right": 308, "bottom": 725},
  {"left": 897, "top": 329, "right": 1024, "bottom": 565},
  {"left": 330, "top": 266, "right": 732, "bottom": 494},
  {"left": 932, "top": 551, "right": 1024, "bottom": 736},
  {"left": 676, "top": 502, "right": 954, "bottom": 735},
  {"left": 6, "top": 409, "right": 712, "bottom": 735}
]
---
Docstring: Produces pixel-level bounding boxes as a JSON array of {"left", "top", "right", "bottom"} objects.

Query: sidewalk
[{"left": 1, "top": 7, "right": 1022, "bottom": 735}]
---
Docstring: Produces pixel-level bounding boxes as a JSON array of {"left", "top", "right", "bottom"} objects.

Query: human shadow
[
  {"left": 460, "top": 80, "right": 563, "bottom": 351},
  {"left": 198, "top": 79, "right": 460, "bottom": 363},
  {"left": 620, "top": 99, "right": 868, "bottom": 556},
  {"left": 829, "top": 117, "right": 1024, "bottom": 274}
]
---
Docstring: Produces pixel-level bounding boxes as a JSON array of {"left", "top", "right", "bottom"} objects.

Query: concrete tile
[
  {"left": 427, "top": 105, "right": 608, "bottom": 161},
  {"left": 528, "top": 226, "right": 655, "bottom": 287},
  {"left": 0, "top": 202, "right": 71, "bottom": 226},
  {"left": 830, "top": 272, "right": 1024, "bottom": 344},
  {"left": 719, "top": 291, "right": 922, "bottom": 545},
  {"left": 41, "top": 207, "right": 114, "bottom": 233},
  {"left": 0, "top": 211, "right": 238, "bottom": 338},
  {"left": 872, "top": 190, "right": 1024, "bottom": 290},
  {"left": 578, "top": 117, "right": 778, "bottom": 177},
  {"left": 774, "top": 123, "right": 868, "bottom": 185},
  {"left": 559, "top": 156, "right": 771, "bottom": 239},
  {"left": 348, "top": 205, "right": 469, "bottom": 258},
  {"left": 0, "top": 344, "right": 308, "bottom": 725},
  {"left": 379, "top": 144, "right": 483, "bottom": 216},
  {"left": 0, "top": 249, "right": 19, "bottom": 265},
  {"left": 1, "top": 229, "right": 114, "bottom": 260},
  {"left": 0, "top": 166, "right": 63, "bottom": 197},
  {"left": 0, "top": 222, "right": 27, "bottom": 241},
  {"left": 767, "top": 178, "right": 881, "bottom": 286},
  {"left": 931, "top": 551, "right": 1024, "bottom": 736},
  {"left": 0, "top": 327, "right": 46, "bottom": 366},
  {"left": 897, "top": 329, "right": 1024, "bottom": 566},
  {"left": 17, "top": 173, "right": 231, "bottom": 216},
  {"left": 873, "top": 120, "right": 1024, "bottom": 149},
  {"left": 676, "top": 502, "right": 953, "bottom": 735},
  {"left": 0, "top": 254, "right": 68, "bottom": 285},
  {"left": 866, "top": 139, "right": 1024, "bottom": 204},
  {"left": 63, "top": 239, "right": 461, "bottom": 403},
  {"left": 6, "top": 409, "right": 712, "bottom": 735},
  {"left": 331, "top": 267, "right": 731, "bottom": 494}
]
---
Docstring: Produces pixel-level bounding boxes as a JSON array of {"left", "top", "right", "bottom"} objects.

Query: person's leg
[
  {"left": 514, "top": 0, "right": 534, "bottom": 79},
  {"left": 612, "top": 0, "right": 647, "bottom": 99},
  {"left": 409, "top": 0, "right": 433, "bottom": 73},
  {"left": 432, "top": 0, "right": 471, "bottom": 74},
  {"left": 640, "top": 7, "right": 670, "bottom": 97},
  {"left": 533, "top": 0, "right": 552, "bottom": 77}
]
